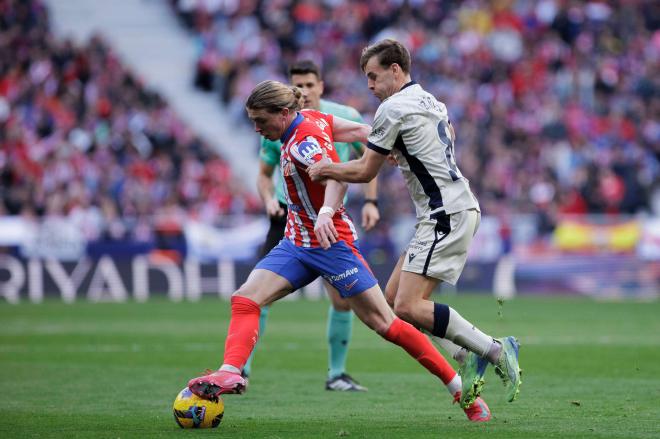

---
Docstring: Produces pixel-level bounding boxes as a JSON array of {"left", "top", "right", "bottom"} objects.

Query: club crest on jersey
[{"left": 291, "top": 136, "right": 323, "bottom": 166}]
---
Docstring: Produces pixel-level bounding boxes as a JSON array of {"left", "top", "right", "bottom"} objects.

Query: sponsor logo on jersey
[
  {"left": 370, "top": 127, "right": 385, "bottom": 139},
  {"left": 290, "top": 136, "right": 323, "bottom": 166},
  {"left": 345, "top": 278, "right": 359, "bottom": 291}
]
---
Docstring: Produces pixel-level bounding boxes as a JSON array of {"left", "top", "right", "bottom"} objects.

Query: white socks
[
  {"left": 444, "top": 307, "right": 495, "bottom": 358},
  {"left": 425, "top": 330, "right": 468, "bottom": 364},
  {"left": 446, "top": 373, "right": 462, "bottom": 396},
  {"left": 219, "top": 364, "right": 241, "bottom": 374}
]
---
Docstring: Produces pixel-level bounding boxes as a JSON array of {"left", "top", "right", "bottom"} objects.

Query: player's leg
[
  {"left": 397, "top": 270, "right": 514, "bottom": 407},
  {"left": 383, "top": 252, "right": 405, "bottom": 308},
  {"left": 323, "top": 281, "right": 365, "bottom": 391},
  {"left": 243, "top": 214, "right": 285, "bottom": 378},
  {"left": 309, "top": 240, "right": 489, "bottom": 422},
  {"left": 347, "top": 285, "right": 490, "bottom": 422},
  {"left": 426, "top": 329, "right": 468, "bottom": 364},
  {"left": 187, "top": 268, "right": 294, "bottom": 399},
  {"left": 301, "top": 241, "right": 452, "bottom": 386},
  {"left": 241, "top": 305, "right": 268, "bottom": 378},
  {"left": 396, "top": 210, "right": 520, "bottom": 407},
  {"left": 385, "top": 254, "right": 467, "bottom": 364},
  {"left": 312, "top": 240, "right": 459, "bottom": 389},
  {"left": 348, "top": 285, "right": 458, "bottom": 387},
  {"left": 188, "top": 241, "right": 315, "bottom": 399},
  {"left": 392, "top": 261, "right": 496, "bottom": 357}
]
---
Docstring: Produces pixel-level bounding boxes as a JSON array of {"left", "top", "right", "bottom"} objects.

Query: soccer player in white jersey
[{"left": 308, "top": 39, "right": 522, "bottom": 409}]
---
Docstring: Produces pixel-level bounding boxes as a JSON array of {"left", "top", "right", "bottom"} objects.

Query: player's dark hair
[
  {"left": 245, "top": 80, "right": 304, "bottom": 113},
  {"left": 289, "top": 60, "right": 322, "bottom": 80},
  {"left": 359, "top": 39, "right": 411, "bottom": 74}
]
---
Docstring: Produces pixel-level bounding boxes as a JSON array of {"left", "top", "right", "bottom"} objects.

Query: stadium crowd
[
  {"left": 174, "top": 0, "right": 659, "bottom": 228},
  {"left": 0, "top": 0, "right": 260, "bottom": 243},
  {"left": 1, "top": 0, "right": 657, "bottom": 248}
]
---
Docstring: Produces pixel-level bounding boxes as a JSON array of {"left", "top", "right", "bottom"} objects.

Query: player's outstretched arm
[
  {"left": 332, "top": 116, "right": 371, "bottom": 144},
  {"left": 308, "top": 148, "right": 386, "bottom": 184}
]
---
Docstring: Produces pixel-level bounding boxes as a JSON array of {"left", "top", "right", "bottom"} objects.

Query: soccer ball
[{"left": 172, "top": 387, "right": 224, "bottom": 428}]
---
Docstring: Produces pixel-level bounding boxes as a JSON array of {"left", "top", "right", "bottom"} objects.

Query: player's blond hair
[{"left": 245, "top": 80, "right": 304, "bottom": 113}]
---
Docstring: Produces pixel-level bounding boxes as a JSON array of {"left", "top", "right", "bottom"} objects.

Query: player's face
[
  {"left": 364, "top": 56, "right": 398, "bottom": 102},
  {"left": 291, "top": 73, "right": 323, "bottom": 110},
  {"left": 246, "top": 107, "right": 289, "bottom": 141}
]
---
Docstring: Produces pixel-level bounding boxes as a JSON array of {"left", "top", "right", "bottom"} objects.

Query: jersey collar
[
  {"left": 280, "top": 112, "right": 305, "bottom": 143},
  {"left": 399, "top": 80, "right": 417, "bottom": 92}
]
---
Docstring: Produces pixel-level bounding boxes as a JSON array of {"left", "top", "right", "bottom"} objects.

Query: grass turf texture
[{"left": 1, "top": 295, "right": 659, "bottom": 438}]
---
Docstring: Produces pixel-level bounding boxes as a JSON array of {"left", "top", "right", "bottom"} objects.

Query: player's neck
[
  {"left": 286, "top": 112, "right": 298, "bottom": 125},
  {"left": 398, "top": 76, "right": 413, "bottom": 91},
  {"left": 280, "top": 111, "right": 302, "bottom": 142}
]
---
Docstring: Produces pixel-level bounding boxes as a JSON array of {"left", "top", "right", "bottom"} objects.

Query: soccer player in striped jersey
[
  {"left": 308, "top": 39, "right": 522, "bottom": 410},
  {"left": 246, "top": 60, "right": 379, "bottom": 392},
  {"left": 187, "top": 80, "right": 491, "bottom": 422}
]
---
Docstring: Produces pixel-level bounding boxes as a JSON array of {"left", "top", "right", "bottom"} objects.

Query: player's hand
[
  {"left": 266, "top": 199, "right": 285, "bottom": 217},
  {"left": 361, "top": 202, "right": 380, "bottom": 231},
  {"left": 307, "top": 161, "right": 329, "bottom": 182},
  {"left": 314, "top": 213, "right": 338, "bottom": 250}
]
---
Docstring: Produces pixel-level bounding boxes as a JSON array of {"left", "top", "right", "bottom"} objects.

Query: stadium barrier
[
  {"left": 0, "top": 215, "right": 657, "bottom": 303},
  {"left": 0, "top": 254, "right": 503, "bottom": 304}
]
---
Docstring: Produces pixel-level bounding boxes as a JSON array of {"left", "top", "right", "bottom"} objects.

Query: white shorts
[{"left": 402, "top": 209, "right": 480, "bottom": 285}]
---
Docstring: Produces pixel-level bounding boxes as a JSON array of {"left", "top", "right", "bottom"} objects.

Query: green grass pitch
[{"left": 1, "top": 295, "right": 659, "bottom": 438}]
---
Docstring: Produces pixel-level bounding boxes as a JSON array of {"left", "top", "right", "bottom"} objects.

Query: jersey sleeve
[
  {"left": 367, "top": 102, "right": 400, "bottom": 155},
  {"left": 259, "top": 137, "right": 282, "bottom": 166},
  {"left": 320, "top": 111, "right": 334, "bottom": 129},
  {"left": 289, "top": 135, "right": 337, "bottom": 169}
]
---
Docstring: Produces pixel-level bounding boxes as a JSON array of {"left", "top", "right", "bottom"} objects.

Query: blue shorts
[{"left": 255, "top": 239, "right": 378, "bottom": 298}]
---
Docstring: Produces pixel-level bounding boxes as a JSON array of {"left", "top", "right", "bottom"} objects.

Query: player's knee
[
  {"left": 369, "top": 318, "right": 391, "bottom": 336},
  {"left": 392, "top": 299, "right": 415, "bottom": 324},
  {"left": 384, "top": 286, "right": 397, "bottom": 308},
  {"left": 331, "top": 301, "right": 351, "bottom": 312},
  {"left": 233, "top": 284, "right": 259, "bottom": 302},
  {"left": 358, "top": 313, "right": 390, "bottom": 335},
  {"left": 372, "top": 324, "right": 390, "bottom": 336}
]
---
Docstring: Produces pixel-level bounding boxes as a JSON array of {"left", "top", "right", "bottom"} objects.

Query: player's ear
[{"left": 318, "top": 80, "right": 324, "bottom": 94}]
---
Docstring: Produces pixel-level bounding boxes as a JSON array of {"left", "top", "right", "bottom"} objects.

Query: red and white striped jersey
[{"left": 280, "top": 110, "right": 358, "bottom": 248}]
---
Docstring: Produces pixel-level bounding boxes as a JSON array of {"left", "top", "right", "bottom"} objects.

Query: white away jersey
[{"left": 367, "top": 82, "right": 479, "bottom": 219}]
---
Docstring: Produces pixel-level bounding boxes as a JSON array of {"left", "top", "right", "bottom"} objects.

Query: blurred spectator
[
  {"left": 174, "top": 0, "right": 659, "bottom": 226},
  {"left": 1, "top": 0, "right": 260, "bottom": 242}
]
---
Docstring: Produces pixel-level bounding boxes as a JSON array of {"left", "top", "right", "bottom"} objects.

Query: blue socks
[
  {"left": 327, "top": 307, "right": 353, "bottom": 380},
  {"left": 242, "top": 304, "right": 269, "bottom": 377}
]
